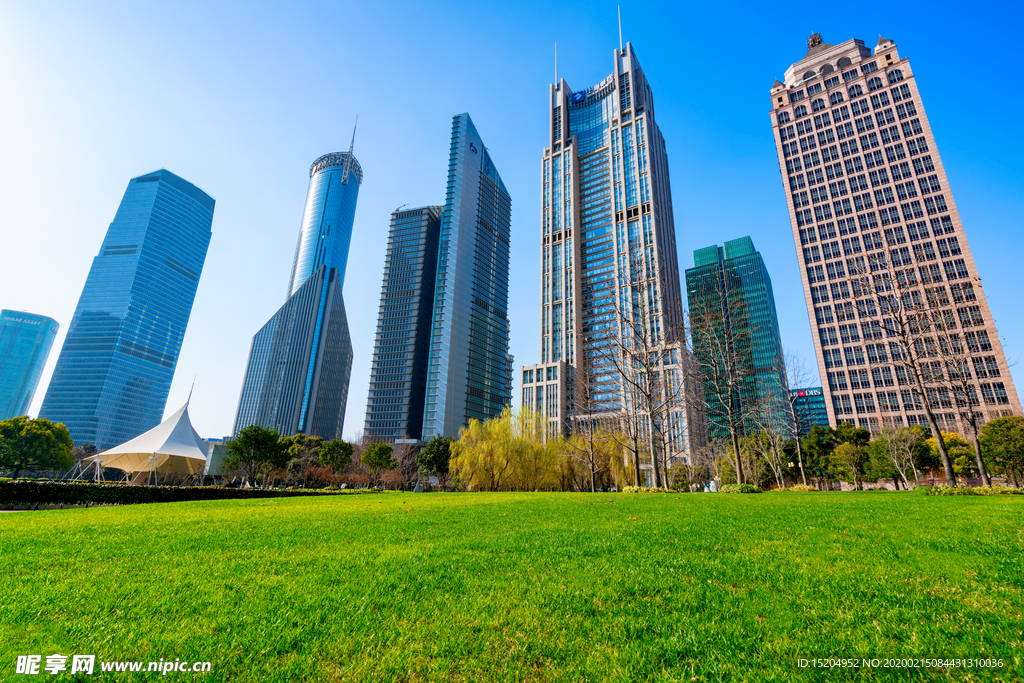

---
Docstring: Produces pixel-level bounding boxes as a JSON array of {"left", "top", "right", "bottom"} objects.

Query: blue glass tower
[
  {"left": 685, "top": 237, "right": 792, "bottom": 442},
  {"left": 233, "top": 151, "right": 361, "bottom": 439},
  {"left": 40, "top": 170, "right": 214, "bottom": 449},
  {"left": 421, "top": 114, "right": 513, "bottom": 438},
  {"left": 0, "top": 310, "right": 59, "bottom": 420}
]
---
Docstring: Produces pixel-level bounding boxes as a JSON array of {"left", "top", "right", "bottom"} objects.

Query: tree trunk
[
  {"left": 795, "top": 438, "right": 807, "bottom": 486},
  {"left": 730, "top": 429, "right": 744, "bottom": 486},
  {"left": 11, "top": 467, "right": 20, "bottom": 480},
  {"left": 922, "top": 407, "right": 956, "bottom": 486},
  {"left": 968, "top": 430, "right": 991, "bottom": 486},
  {"left": 632, "top": 439, "right": 642, "bottom": 487},
  {"left": 649, "top": 414, "right": 662, "bottom": 488}
]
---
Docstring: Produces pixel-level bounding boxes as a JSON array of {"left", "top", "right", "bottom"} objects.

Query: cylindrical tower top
[{"left": 287, "top": 152, "right": 363, "bottom": 298}]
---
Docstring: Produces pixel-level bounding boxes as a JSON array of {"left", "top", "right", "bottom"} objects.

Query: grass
[{"left": 1, "top": 492, "right": 1021, "bottom": 682}]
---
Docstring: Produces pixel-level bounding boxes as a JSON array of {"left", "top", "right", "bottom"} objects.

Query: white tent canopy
[{"left": 85, "top": 403, "right": 209, "bottom": 484}]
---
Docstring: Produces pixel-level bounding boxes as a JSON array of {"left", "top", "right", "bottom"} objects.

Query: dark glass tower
[
  {"left": 364, "top": 206, "right": 442, "bottom": 441},
  {"left": 791, "top": 386, "right": 829, "bottom": 437},
  {"left": 685, "top": 237, "right": 792, "bottom": 442},
  {"left": 233, "top": 151, "right": 361, "bottom": 439},
  {"left": 421, "top": 114, "right": 513, "bottom": 438},
  {"left": 40, "top": 170, "right": 214, "bottom": 449},
  {"left": 0, "top": 310, "right": 59, "bottom": 420}
]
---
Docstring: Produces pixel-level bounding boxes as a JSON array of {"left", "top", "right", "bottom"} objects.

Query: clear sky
[{"left": 2, "top": 0, "right": 1022, "bottom": 441}]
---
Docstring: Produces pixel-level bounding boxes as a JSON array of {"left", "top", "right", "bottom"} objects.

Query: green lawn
[{"left": 1, "top": 492, "right": 1021, "bottom": 682}]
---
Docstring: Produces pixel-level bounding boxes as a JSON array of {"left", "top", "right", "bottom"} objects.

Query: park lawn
[{"left": 0, "top": 492, "right": 1021, "bottom": 682}]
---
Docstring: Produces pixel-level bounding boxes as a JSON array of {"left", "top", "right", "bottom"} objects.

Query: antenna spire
[
  {"left": 342, "top": 116, "right": 357, "bottom": 184},
  {"left": 554, "top": 42, "right": 558, "bottom": 87},
  {"left": 618, "top": 6, "right": 623, "bottom": 52}
]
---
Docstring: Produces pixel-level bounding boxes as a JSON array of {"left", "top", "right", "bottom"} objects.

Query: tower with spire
[{"left": 233, "top": 142, "right": 362, "bottom": 439}]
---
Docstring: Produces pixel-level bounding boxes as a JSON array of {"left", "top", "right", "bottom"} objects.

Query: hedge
[
  {"left": 0, "top": 481, "right": 367, "bottom": 507},
  {"left": 720, "top": 483, "right": 763, "bottom": 494},
  {"left": 922, "top": 485, "right": 1023, "bottom": 496}
]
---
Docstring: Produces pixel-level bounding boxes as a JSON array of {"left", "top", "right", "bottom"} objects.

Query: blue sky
[{"left": 2, "top": 0, "right": 1021, "bottom": 440}]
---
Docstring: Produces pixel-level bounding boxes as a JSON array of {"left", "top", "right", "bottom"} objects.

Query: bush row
[
  {"left": 620, "top": 486, "right": 676, "bottom": 493},
  {"left": 720, "top": 484, "right": 763, "bottom": 494},
  {"left": 0, "top": 481, "right": 362, "bottom": 507},
  {"left": 923, "top": 485, "right": 1024, "bottom": 496}
]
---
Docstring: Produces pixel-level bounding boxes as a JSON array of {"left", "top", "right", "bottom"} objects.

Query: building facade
[
  {"left": 790, "top": 387, "right": 829, "bottom": 437},
  {"left": 685, "top": 237, "right": 792, "bottom": 443},
  {"left": 421, "top": 114, "right": 513, "bottom": 439},
  {"left": 524, "top": 43, "right": 699, "bottom": 469},
  {"left": 364, "top": 206, "right": 442, "bottom": 441},
  {"left": 233, "top": 152, "right": 361, "bottom": 440},
  {"left": 770, "top": 35, "right": 1021, "bottom": 433},
  {"left": 40, "top": 170, "right": 213, "bottom": 449},
  {"left": 0, "top": 310, "right": 59, "bottom": 420}
]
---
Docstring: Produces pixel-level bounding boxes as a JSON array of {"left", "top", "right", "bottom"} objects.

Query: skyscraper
[
  {"left": 685, "top": 237, "right": 791, "bottom": 443},
  {"left": 233, "top": 150, "right": 361, "bottom": 439},
  {"left": 790, "top": 387, "right": 829, "bottom": 437},
  {"left": 421, "top": 114, "right": 513, "bottom": 439},
  {"left": 0, "top": 310, "right": 59, "bottom": 420},
  {"left": 364, "top": 206, "right": 442, "bottom": 441},
  {"left": 523, "top": 42, "right": 698, "bottom": 466},
  {"left": 770, "top": 34, "right": 1021, "bottom": 432},
  {"left": 40, "top": 170, "right": 214, "bottom": 449}
]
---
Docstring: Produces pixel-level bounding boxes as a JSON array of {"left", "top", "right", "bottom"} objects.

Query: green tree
[
  {"left": 416, "top": 435, "right": 452, "bottom": 482},
  {"left": 0, "top": 416, "right": 74, "bottom": 479},
  {"left": 361, "top": 442, "right": 397, "bottom": 486},
  {"left": 980, "top": 416, "right": 1024, "bottom": 487},
  {"left": 319, "top": 439, "right": 353, "bottom": 473},
  {"left": 831, "top": 442, "right": 867, "bottom": 489},
  {"left": 223, "top": 424, "right": 289, "bottom": 487},
  {"left": 925, "top": 432, "right": 974, "bottom": 477}
]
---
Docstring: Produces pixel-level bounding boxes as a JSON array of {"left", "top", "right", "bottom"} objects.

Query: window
[
  {"left": 842, "top": 68, "right": 859, "bottom": 82},
  {"left": 807, "top": 83, "right": 823, "bottom": 95},
  {"left": 803, "top": 245, "right": 822, "bottom": 262},
  {"left": 950, "top": 282, "right": 975, "bottom": 303},
  {"left": 829, "top": 91, "right": 844, "bottom": 105},
  {"left": 848, "top": 84, "right": 864, "bottom": 98},
  {"left": 795, "top": 104, "right": 808, "bottom": 118},
  {"left": 855, "top": 116, "right": 875, "bottom": 134},
  {"left": 828, "top": 371, "right": 849, "bottom": 391},
  {"left": 861, "top": 61, "right": 878, "bottom": 75},
  {"left": 870, "top": 92, "right": 891, "bottom": 110},
  {"left": 812, "top": 98, "right": 826, "bottom": 112},
  {"left": 886, "top": 68, "right": 904, "bottom": 84},
  {"left": 776, "top": 110, "right": 792, "bottom": 124},
  {"left": 825, "top": 75, "right": 841, "bottom": 89},
  {"left": 790, "top": 90, "right": 805, "bottom": 103},
  {"left": 867, "top": 76, "right": 884, "bottom": 92},
  {"left": 844, "top": 156, "right": 864, "bottom": 174},
  {"left": 813, "top": 113, "right": 832, "bottom": 130}
]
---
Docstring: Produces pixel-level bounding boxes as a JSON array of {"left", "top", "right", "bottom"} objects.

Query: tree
[
  {"left": 448, "top": 408, "right": 557, "bottom": 491},
  {"left": 867, "top": 425, "right": 927, "bottom": 488},
  {"left": 0, "top": 416, "right": 74, "bottom": 479},
  {"left": 223, "top": 424, "right": 289, "bottom": 487},
  {"left": 319, "top": 439, "right": 353, "bottom": 472},
  {"left": 72, "top": 442, "right": 98, "bottom": 463},
  {"left": 416, "top": 435, "right": 452, "bottom": 483},
  {"left": 980, "top": 416, "right": 1024, "bottom": 487},
  {"left": 361, "top": 442, "right": 397, "bottom": 486},
  {"left": 783, "top": 350, "right": 816, "bottom": 486},
  {"left": 831, "top": 442, "right": 867, "bottom": 489},
  {"left": 924, "top": 432, "right": 974, "bottom": 477},
  {"left": 688, "top": 282, "right": 761, "bottom": 485}
]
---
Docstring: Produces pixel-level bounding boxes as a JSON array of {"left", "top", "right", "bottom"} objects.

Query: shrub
[
  {"left": 621, "top": 486, "right": 673, "bottom": 493},
  {"left": 720, "top": 483, "right": 763, "bottom": 494},
  {"left": 923, "top": 485, "right": 1023, "bottom": 496},
  {"left": 778, "top": 484, "right": 817, "bottom": 492},
  {"left": 0, "top": 481, "right": 364, "bottom": 507}
]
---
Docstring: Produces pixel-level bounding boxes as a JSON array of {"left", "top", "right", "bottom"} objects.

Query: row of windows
[{"left": 830, "top": 381, "right": 1009, "bottom": 415}]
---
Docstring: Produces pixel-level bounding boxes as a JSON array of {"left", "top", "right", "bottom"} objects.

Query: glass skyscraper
[
  {"left": 523, "top": 42, "right": 699, "bottom": 466},
  {"left": 685, "top": 237, "right": 792, "bottom": 442},
  {"left": 421, "top": 114, "right": 513, "bottom": 439},
  {"left": 791, "top": 386, "right": 829, "bottom": 437},
  {"left": 40, "top": 169, "right": 214, "bottom": 449},
  {"left": 0, "top": 310, "right": 59, "bottom": 420},
  {"left": 364, "top": 206, "right": 442, "bottom": 441},
  {"left": 233, "top": 151, "right": 360, "bottom": 439}
]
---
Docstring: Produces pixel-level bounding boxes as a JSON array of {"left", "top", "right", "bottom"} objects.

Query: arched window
[
  {"left": 887, "top": 69, "right": 904, "bottom": 84},
  {"left": 837, "top": 56, "right": 852, "bottom": 68},
  {"left": 803, "top": 70, "right": 816, "bottom": 80},
  {"left": 867, "top": 76, "right": 884, "bottom": 92},
  {"left": 812, "top": 98, "right": 826, "bottom": 112},
  {"left": 848, "top": 84, "right": 864, "bottom": 97},
  {"left": 795, "top": 104, "right": 808, "bottom": 118},
  {"left": 777, "top": 111, "right": 791, "bottom": 124},
  {"left": 829, "top": 91, "right": 845, "bottom": 106},
  {"left": 820, "top": 64, "right": 835, "bottom": 75}
]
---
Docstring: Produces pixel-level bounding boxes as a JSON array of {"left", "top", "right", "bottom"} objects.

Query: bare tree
[
  {"left": 592, "top": 253, "right": 688, "bottom": 489},
  {"left": 688, "top": 283, "right": 760, "bottom": 484},
  {"left": 563, "top": 366, "right": 619, "bottom": 492},
  {"left": 783, "top": 350, "right": 816, "bottom": 485},
  {"left": 875, "top": 425, "right": 923, "bottom": 488}
]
